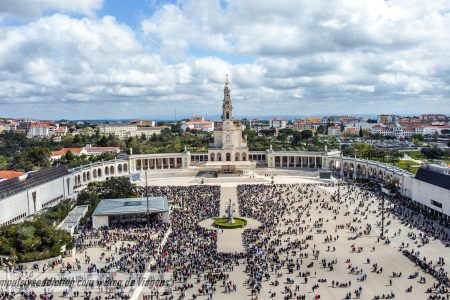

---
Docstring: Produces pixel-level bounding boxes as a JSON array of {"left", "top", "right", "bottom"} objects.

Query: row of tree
[{"left": 341, "top": 142, "right": 404, "bottom": 164}]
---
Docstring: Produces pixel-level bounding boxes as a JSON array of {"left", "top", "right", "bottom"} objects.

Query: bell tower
[{"left": 222, "top": 75, "right": 233, "bottom": 121}]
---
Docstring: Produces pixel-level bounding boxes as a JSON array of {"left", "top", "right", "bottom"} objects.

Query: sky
[{"left": 0, "top": 0, "right": 450, "bottom": 120}]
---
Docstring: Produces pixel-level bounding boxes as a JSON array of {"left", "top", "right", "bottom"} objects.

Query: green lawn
[
  {"left": 405, "top": 150, "right": 424, "bottom": 160},
  {"left": 391, "top": 160, "right": 420, "bottom": 174},
  {"left": 367, "top": 157, "right": 420, "bottom": 174},
  {"left": 213, "top": 217, "right": 247, "bottom": 229}
]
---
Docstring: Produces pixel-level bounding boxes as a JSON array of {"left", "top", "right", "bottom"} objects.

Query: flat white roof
[{"left": 92, "top": 197, "right": 169, "bottom": 216}]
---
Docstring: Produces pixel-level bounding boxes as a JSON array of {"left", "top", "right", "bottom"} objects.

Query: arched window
[{"left": 226, "top": 153, "right": 231, "bottom": 161}]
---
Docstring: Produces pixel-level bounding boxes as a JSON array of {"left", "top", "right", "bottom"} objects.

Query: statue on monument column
[{"left": 225, "top": 199, "right": 235, "bottom": 224}]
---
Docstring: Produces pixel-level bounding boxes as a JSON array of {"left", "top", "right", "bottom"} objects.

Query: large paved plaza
[{"left": 1, "top": 172, "right": 449, "bottom": 300}]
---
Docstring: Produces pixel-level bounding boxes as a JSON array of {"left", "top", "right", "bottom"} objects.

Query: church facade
[{"left": 207, "top": 77, "right": 250, "bottom": 163}]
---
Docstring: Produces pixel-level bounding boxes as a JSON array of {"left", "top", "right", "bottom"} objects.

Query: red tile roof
[
  {"left": 0, "top": 170, "right": 25, "bottom": 179},
  {"left": 51, "top": 148, "right": 83, "bottom": 157}
]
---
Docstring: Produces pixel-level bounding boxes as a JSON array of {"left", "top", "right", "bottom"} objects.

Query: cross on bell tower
[{"left": 222, "top": 75, "right": 233, "bottom": 121}]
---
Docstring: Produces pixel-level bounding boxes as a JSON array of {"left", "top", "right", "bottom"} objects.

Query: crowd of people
[{"left": 1, "top": 180, "right": 449, "bottom": 300}]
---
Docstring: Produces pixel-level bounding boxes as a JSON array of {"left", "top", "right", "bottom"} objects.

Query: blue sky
[{"left": 0, "top": 0, "right": 449, "bottom": 120}]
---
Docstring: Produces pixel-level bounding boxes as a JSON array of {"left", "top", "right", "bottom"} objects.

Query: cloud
[
  {"left": 0, "top": 0, "right": 103, "bottom": 20},
  {"left": 0, "top": 0, "right": 450, "bottom": 119}
]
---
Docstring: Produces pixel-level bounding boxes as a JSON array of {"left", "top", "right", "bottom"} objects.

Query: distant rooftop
[
  {"left": 92, "top": 197, "right": 169, "bottom": 216},
  {"left": 0, "top": 170, "right": 25, "bottom": 180}
]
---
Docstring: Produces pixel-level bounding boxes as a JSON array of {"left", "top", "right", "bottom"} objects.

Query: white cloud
[
  {"left": 1, "top": 0, "right": 450, "bottom": 118},
  {"left": 0, "top": 0, "right": 103, "bottom": 20}
]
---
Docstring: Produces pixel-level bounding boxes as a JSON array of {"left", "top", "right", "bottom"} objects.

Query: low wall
[{"left": 17, "top": 255, "right": 62, "bottom": 268}]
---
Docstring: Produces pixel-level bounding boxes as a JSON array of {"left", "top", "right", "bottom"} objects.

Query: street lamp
[
  {"left": 380, "top": 192, "right": 385, "bottom": 239},
  {"left": 145, "top": 171, "right": 150, "bottom": 226},
  {"left": 337, "top": 180, "right": 340, "bottom": 203}
]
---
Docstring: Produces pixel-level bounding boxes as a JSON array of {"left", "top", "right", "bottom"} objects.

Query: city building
[
  {"left": 327, "top": 126, "right": 341, "bottom": 136},
  {"left": 421, "top": 114, "right": 448, "bottom": 124},
  {"left": 181, "top": 116, "right": 214, "bottom": 132},
  {"left": 99, "top": 123, "right": 161, "bottom": 139},
  {"left": 343, "top": 127, "right": 358, "bottom": 135},
  {"left": 131, "top": 120, "right": 156, "bottom": 127},
  {"left": 377, "top": 114, "right": 397, "bottom": 124},
  {"left": 99, "top": 123, "right": 138, "bottom": 139},
  {"left": 421, "top": 126, "right": 450, "bottom": 136},
  {"left": 130, "top": 126, "right": 162, "bottom": 138},
  {"left": 50, "top": 146, "right": 120, "bottom": 160},
  {"left": 344, "top": 122, "right": 374, "bottom": 131},
  {"left": 27, "top": 124, "right": 50, "bottom": 138},
  {"left": 370, "top": 125, "right": 393, "bottom": 136},
  {"left": 269, "top": 118, "right": 288, "bottom": 129}
]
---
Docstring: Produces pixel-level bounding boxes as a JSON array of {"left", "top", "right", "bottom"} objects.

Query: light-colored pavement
[
  {"left": 198, "top": 186, "right": 262, "bottom": 253},
  {"left": 3, "top": 173, "right": 449, "bottom": 300}
]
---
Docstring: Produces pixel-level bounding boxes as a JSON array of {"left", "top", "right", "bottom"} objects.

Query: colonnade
[
  {"left": 273, "top": 155, "right": 323, "bottom": 169},
  {"left": 73, "top": 161, "right": 129, "bottom": 188},
  {"left": 135, "top": 156, "right": 183, "bottom": 171}
]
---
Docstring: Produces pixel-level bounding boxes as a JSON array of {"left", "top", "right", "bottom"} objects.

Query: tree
[
  {"left": 96, "top": 135, "right": 108, "bottom": 147},
  {"left": 25, "top": 147, "right": 51, "bottom": 167},
  {"left": 65, "top": 150, "right": 75, "bottom": 161},
  {"left": 388, "top": 150, "right": 403, "bottom": 165},
  {"left": 292, "top": 131, "right": 303, "bottom": 146},
  {"left": 341, "top": 144, "right": 356, "bottom": 157},
  {"left": 421, "top": 146, "right": 443, "bottom": 159},
  {"left": 90, "top": 177, "right": 138, "bottom": 199},
  {"left": 0, "top": 155, "right": 7, "bottom": 169},
  {"left": 448, "top": 138, "right": 450, "bottom": 147},
  {"left": 411, "top": 134, "right": 424, "bottom": 142},
  {"left": 259, "top": 129, "right": 275, "bottom": 137},
  {"left": 300, "top": 130, "right": 313, "bottom": 140},
  {"left": 276, "top": 133, "right": 288, "bottom": 142},
  {"left": 354, "top": 142, "right": 372, "bottom": 158},
  {"left": 359, "top": 127, "right": 364, "bottom": 137},
  {"left": 317, "top": 125, "right": 326, "bottom": 135}
]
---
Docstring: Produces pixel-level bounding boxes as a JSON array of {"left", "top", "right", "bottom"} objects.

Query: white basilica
[{"left": 207, "top": 77, "right": 250, "bottom": 165}]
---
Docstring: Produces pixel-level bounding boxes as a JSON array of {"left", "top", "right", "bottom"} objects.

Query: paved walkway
[
  {"left": 198, "top": 186, "right": 261, "bottom": 253},
  {"left": 131, "top": 228, "right": 172, "bottom": 300}
]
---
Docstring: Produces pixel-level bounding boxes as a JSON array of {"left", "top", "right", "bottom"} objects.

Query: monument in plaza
[
  {"left": 207, "top": 76, "right": 255, "bottom": 172},
  {"left": 225, "top": 199, "right": 236, "bottom": 224}
]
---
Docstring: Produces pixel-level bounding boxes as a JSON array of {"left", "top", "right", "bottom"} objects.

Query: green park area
[
  {"left": 213, "top": 217, "right": 247, "bottom": 229},
  {"left": 0, "top": 199, "right": 74, "bottom": 263}
]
